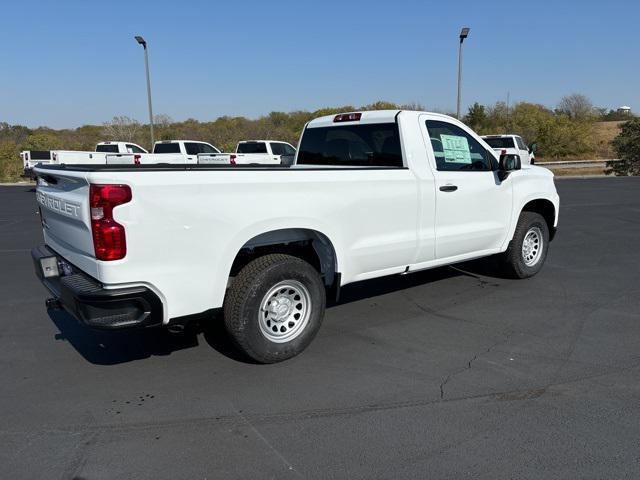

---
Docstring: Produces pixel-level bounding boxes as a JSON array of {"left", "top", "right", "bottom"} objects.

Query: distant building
[{"left": 617, "top": 106, "right": 632, "bottom": 115}]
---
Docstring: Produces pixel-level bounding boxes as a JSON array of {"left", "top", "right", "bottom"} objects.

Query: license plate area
[
  {"left": 40, "top": 256, "right": 59, "bottom": 278},
  {"left": 39, "top": 255, "right": 73, "bottom": 279}
]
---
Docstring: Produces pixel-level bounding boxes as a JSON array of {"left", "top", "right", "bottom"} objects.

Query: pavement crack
[
  {"left": 440, "top": 329, "right": 513, "bottom": 400},
  {"left": 230, "top": 402, "right": 303, "bottom": 478}
]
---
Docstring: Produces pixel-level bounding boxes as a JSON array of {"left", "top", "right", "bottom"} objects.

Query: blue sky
[{"left": 1, "top": 0, "right": 638, "bottom": 128}]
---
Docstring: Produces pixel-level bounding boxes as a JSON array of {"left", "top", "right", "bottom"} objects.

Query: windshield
[
  {"left": 30, "top": 151, "right": 51, "bottom": 160},
  {"left": 482, "top": 137, "right": 516, "bottom": 149},
  {"left": 297, "top": 123, "right": 403, "bottom": 167}
]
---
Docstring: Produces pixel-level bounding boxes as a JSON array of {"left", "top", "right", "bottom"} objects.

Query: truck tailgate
[
  {"left": 198, "top": 153, "right": 232, "bottom": 164},
  {"left": 34, "top": 171, "right": 98, "bottom": 277}
]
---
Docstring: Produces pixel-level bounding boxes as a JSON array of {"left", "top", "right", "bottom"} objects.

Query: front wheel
[
  {"left": 501, "top": 212, "right": 549, "bottom": 278},
  {"left": 223, "top": 254, "right": 326, "bottom": 363}
]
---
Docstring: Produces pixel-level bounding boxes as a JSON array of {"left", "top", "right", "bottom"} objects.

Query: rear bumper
[{"left": 31, "top": 245, "right": 163, "bottom": 329}]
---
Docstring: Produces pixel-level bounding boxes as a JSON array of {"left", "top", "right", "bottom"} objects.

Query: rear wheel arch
[{"left": 228, "top": 228, "right": 339, "bottom": 288}]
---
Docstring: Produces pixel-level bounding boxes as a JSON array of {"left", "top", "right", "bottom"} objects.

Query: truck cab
[
  {"left": 96, "top": 142, "right": 148, "bottom": 154},
  {"left": 152, "top": 140, "right": 220, "bottom": 162},
  {"left": 197, "top": 140, "right": 296, "bottom": 165},
  {"left": 106, "top": 140, "right": 222, "bottom": 165}
]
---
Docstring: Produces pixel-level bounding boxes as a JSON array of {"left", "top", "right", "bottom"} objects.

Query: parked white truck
[
  {"left": 32, "top": 110, "right": 559, "bottom": 363},
  {"left": 198, "top": 140, "right": 296, "bottom": 165},
  {"left": 21, "top": 150, "right": 53, "bottom": 178},
  {"left": 50, "top": 142, "right": 149, "bottom": 165},
  {"left": 481, "top": 134, "right": 536, "bottom": 165},
  {"left": 106, "top": 140, "right": 221, "bottom": 165}
]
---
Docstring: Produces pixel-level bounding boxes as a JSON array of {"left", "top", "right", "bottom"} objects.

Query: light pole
[
  {"left": 135, "top": 35, "right": 155, "bottom": 147},
  {"left": 456, "top": 27, "right": 470, "bottom": 119}
]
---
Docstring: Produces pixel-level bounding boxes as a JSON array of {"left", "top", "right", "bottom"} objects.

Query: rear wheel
[
  {"left": 223, "top": 254, "right": 325, "bottom": 363},
  {"left": 501, "top": 212, "right": 549, "bottom": 278}
]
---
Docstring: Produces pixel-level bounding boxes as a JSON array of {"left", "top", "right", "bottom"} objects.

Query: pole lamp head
[
  {"left": 135, "top": 36, "right": 147, "bottom": 48},
  {"left": 459, "top": 27, "right": 470, "bottom": 43}
]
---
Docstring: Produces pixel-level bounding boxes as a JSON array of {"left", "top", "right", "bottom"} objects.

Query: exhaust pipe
[{"left": 167, "top": 323, "right": 185, "bottom": 334}]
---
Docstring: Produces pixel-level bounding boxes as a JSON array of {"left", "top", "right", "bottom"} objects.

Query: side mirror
[
  {"left": 498, "top": 154, "right": 521, "bottom": 181},
  {"left": 528, "top": 142, "right": 537, "bottom": 154}
]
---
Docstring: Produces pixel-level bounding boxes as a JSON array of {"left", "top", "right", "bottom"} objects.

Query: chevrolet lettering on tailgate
[{"left": 37, "top": 191, "right": 81, "bottom": 218}]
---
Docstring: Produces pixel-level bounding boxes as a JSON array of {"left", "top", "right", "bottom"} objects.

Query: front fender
[{"left": 501, "top": 168, "right": 560, "bottom": 250}]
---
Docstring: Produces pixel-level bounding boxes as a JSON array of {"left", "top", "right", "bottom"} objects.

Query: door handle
[{"left": 439, "top": 185, "right": 458, "bottom": 192}]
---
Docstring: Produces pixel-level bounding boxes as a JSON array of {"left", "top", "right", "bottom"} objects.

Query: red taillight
[
  {"left": 230, "top": 154, "right": 237, "bottom": 165},
  {"left": 134, "top": 154, "right": 141, "bottom": 165},
  {"left": 89, "top": 184, "right": 132, "bottom": 261},
  {"left": 334, "top": 112, "right": 362, "bottom": 123}
]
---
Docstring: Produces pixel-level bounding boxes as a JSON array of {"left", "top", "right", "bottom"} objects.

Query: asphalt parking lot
[{"left": 1, "top": 177, "right": 639, "bottom": 479}]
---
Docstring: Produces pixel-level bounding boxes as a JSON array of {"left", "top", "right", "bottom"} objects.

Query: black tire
[
  {"left": 223, "top": 254, "right": 326, "bottom": 363},
  {"left": 501, "top": 212, "right": 549, "bottom": 279}
]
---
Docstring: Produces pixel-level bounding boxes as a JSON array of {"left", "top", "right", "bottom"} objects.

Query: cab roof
[
  {"left": 307, "top": 110, "right": 401, "bottom": 128},
  {"left": 306, "top": 109, "right": 457, "bottom": 128},
  {"left": 155, "top": 140, "right": 211, "bottom": 144}
]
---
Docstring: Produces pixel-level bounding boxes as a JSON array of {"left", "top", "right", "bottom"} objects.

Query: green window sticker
[{"left": 441, "top": 134, "right": 471, "bottom": 164}]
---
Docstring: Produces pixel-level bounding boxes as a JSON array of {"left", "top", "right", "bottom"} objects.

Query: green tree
[
  {"left": 464, "top": 102, "right": 487, "bottom": 131},
  {"left": 23, "top": 132, "right": 63, "bottom": 151},
  {"left": 609, "top": 118, "right": 640, "bottom": 175},
  {"left": 509, "top": 102, "right": 554, "bottom": 148},
  {"left": 0, "top": 140, "right": 21, "bottom": 182}
]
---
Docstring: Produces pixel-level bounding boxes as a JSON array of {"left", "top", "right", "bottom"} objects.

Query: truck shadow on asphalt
[
  {"left": 47, "top": 257, "right": 506, "bottom": 365},
  {"left": 48, "top": 309, "right": 201, "bottom": 365}
]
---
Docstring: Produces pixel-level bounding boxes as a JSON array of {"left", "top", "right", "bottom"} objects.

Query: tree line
[{"left": 0, "top": 95, "right": 637, "bottom": 181}]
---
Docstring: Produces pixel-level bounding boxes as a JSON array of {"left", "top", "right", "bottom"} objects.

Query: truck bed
[{"left": 34, "top": 163, "right": 398, "bottom": 173}]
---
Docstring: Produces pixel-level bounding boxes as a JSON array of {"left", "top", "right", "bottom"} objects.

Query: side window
[
  {"left": 283, "top": 144, "right": 296, "bottom": 155},
  {"left": 199, "top": 143, "right": 218, "bottom": 154},
  {"left": 425, "top": 120, "right": 494, "bottom": 172},
  {"left": 185, "top": 143, "right": 200, "bottom": 155},
  {"left": 270, "top": 143, "right": 285, "bottom": 156},
  {"left": 515, "top": 137, "right": 526, "bottom": 150},
  {"left": 127, "top": 144, "right": 145, "bottom": 154}
]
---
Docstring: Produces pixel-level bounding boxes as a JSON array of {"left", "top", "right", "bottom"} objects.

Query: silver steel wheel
[
  {"left": 522, "top": 226, "right": 543, "bottom": 267},
  {"left": 258, "top": 280, "right": 311, "bottom": 343}
]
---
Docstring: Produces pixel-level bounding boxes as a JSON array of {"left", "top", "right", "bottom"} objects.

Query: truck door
[
  {"left": 269, "top": 143, "right": 285, "bottom": 163},
  {"left": 184, "top": 142, "right": 200, "bottom": 163},
  {"left": 420, "top": 116, "right": 513, "bottom": 260},
  {"left": 515, "top": 136, "right": 531, "bottom": 165}
]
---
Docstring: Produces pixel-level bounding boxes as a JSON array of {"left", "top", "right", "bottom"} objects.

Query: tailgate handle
[{"left": 439, "top": 185, "right": 458, "bottom": 192}]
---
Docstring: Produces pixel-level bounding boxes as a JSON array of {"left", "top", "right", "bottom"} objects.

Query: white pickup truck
[
  {"left": 21, "top": 150, "right": 53, "bottom": 178},
  {"left": 481, "top": 134, "right": 537, "bottom": 165},
  {"left": 50, "top": 142, "right": 149, "bottom": 165},
  {"left": 32, "top": 110, "right": 559, "bottom": 363},
  {"left": 198, "top": 140, "right": 296, "bottom": 165},
  {"left": 106, "top": 139, "right": 221, "bottom": 165}
]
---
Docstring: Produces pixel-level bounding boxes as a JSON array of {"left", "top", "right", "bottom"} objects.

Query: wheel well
[
  {"left": 522, "top": 199, "right": 556, "bottom": 240},
  {"left": 230, "top": 229, "right": 338, "bottom": 287}
]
